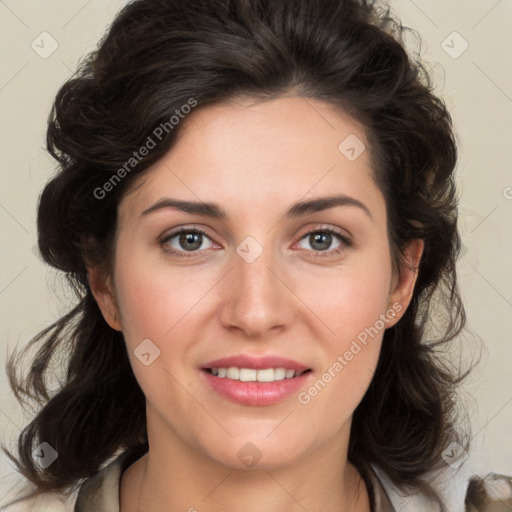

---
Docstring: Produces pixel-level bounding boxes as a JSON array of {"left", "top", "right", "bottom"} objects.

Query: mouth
[
  {"left": 200, "top": 354, "right": 314, "bottom": 405},
  {"left": 200, "top": 359, "right": 314, "bottom": 405}
]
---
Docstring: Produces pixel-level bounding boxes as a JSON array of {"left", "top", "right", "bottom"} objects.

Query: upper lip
[{"left": 202, "top": 354, "right": 311, "bottom": 372}]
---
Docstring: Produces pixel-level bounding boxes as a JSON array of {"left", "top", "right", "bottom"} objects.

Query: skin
[{"left": 88, "top": 94, "right": 423, "bottom": 512}]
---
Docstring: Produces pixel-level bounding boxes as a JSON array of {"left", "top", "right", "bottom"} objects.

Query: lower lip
[{"left": 201, "top": 370, "right": 312, "bottom": 406}]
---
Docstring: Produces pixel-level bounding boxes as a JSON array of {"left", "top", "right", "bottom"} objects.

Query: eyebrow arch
[{"left": 140, "top": 193, "right": 373, "bottom": 221}]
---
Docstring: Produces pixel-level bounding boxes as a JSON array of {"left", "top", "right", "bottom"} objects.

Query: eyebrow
[{"left": 140, "top": 193, "right": 373, "bottom": 221}]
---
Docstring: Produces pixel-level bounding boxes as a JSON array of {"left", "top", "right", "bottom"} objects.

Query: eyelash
[{"left": 159, "top": 225, "right": 353, "bottom": 259}]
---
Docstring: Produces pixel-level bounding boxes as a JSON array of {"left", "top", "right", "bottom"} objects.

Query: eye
[
  {"left": 296, "top": 227, "right": 352, "bottom": 257},
  {"left": 159, "top": 225, "right": 353, "bottom": 259},
  {"left": 160, "top": 227, "right": 217, "bottom": 257}
]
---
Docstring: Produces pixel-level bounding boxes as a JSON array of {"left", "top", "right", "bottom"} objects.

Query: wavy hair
[{"left": 4, "top": 0, "right": 472, "bottom": 508}]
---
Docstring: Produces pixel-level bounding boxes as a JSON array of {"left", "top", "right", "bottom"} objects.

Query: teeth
[{"left": 209, "top": 367, "right": 305, "bottom": 382}]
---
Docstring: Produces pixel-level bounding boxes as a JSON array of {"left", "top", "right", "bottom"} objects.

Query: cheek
[
  {"left": 112, "top": 252, "right": 222, "bottom": 405},
  {"left": 296, "top": 281, "right": 387, "bottom": 435},
  {"left": 293, "top": 251, "right": 392, "bottom": 412},
  {"left": 113, "top": 252, "right": 216, "bottom": 346},
  {"left": 298, "top": 247, "right": 392, "bottom": 343},
  {"left": 308, "top": 278, "right": 388, "bottom": 335},
  {"left": 111, "top": 259, "right": 209, "bottom": 414}
]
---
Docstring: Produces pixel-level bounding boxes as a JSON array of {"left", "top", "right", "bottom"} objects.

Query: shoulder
[
  {"left": 0, "top": 448, "right": 138, "bottom": 512},
  {"left": 371, "top": 464, "right": 512, "bottom": 512},
  {"left": 74, "top": 446, "right": 144, "bottom": 511},
  {"left": 465, "top": 472, "right": 512, "bottom": 511}
]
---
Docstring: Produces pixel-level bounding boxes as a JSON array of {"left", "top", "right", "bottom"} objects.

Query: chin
[{"left": 199, "top": 431, "right": 313, "bottom": 471}]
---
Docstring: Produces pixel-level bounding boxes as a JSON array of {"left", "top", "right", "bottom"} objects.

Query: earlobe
[
  {"left": 386, "top": 238, "right": 424, "bottom": 327},
  {"left": 86, "top": 265, "right": 122, "bottom": 332}
]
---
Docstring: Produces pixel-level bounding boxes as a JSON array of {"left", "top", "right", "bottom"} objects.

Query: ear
[
  {"left": 86, "top": 265, "right": 122, "bottom": 331},
  {"left": 386, "top": 238, "right": 424, "bottom": 328}
]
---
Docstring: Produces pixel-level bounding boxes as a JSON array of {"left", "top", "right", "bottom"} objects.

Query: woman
[{"left": 2, "top": 0, "right": 510, "bottom": 510}]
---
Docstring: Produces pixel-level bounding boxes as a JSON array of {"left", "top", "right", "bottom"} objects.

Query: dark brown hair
[{"left": 4, "top": 0, "right": 472, "bottom": 508}]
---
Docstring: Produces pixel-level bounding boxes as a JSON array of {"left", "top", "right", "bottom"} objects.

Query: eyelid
[
  {"left": 159, "top": 225, "right": 218, "bottom": 252},
  {"left": 296, "top": 223, "right": 352, "bottom": 242}
]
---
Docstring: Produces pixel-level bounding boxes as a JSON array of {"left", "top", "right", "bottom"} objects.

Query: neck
[{"left": 120, "top": 416, "right": 370, "bottom": 512}]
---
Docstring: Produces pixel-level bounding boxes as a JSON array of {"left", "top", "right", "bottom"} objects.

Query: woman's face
[{"left": 93, "top": 95, "right": 421, "bottom": 470}]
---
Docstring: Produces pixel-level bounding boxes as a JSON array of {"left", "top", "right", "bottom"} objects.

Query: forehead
[{"left": 118, "top": 95, "right": 384, "bottom": 223}]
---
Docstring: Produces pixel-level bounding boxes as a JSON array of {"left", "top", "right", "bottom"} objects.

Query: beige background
[{"left": 1, "top": 0, "right": 511, "bottom": 500}]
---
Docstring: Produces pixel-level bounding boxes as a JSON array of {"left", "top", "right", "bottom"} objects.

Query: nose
[{"left": 218, "top": 239, "right": 295, "bottom": 339}]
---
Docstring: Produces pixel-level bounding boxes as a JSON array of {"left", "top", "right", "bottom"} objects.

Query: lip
[
  {"left": 202, "top": 354, "right": 310, "bottom": 372},
  {"left": 200, "top": 369, "right": 313, "bottom": 406}
]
